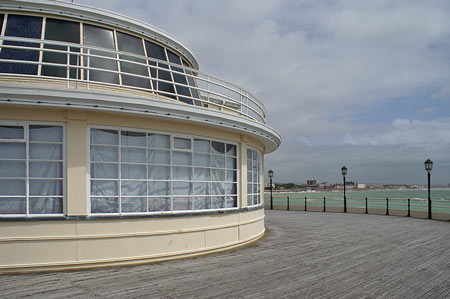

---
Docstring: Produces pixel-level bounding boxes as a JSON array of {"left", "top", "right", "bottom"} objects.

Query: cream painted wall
[
  {"left": 0, "top": 209, "right": 265, "bottom": 272},
  {"left": 0, "top": 105, "right": 266, "bottom": 272}
]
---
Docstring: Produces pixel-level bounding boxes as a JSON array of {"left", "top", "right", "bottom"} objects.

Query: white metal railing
[{"left": 0, "top": 36, "right": 266, "bottom": 123}]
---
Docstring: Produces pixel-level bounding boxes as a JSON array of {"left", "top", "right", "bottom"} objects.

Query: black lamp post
[
  {"left": 424, "top": 159, "right": 433, "bottom": 219},
  {"left": 341, "top": 166, "right": 347, "bottom": 213},
  {"left": 268, "top": 169, "right": 274, "bottom": 210}
]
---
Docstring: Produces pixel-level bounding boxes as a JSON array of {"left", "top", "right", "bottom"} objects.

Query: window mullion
[
  {"left": 118, "top": 129, "right": 121, "bottom": 215},
  {"left": 37, "top": 17, "right": 46, "bottom": 76},
  {"left": 146, "top": 133, "right": 149, "bottom": 214},
  {"left": 25, "top": 124, "right": 30, "bottom": 216},
  {"left": 113, "top": 29, "right": 122, "bottom": 86},
  {"left": 170, "top": 136, "right": 173, "bottom": 212},
  {"left": 0, "top": 14, "right": 7, "bottom": 48}
]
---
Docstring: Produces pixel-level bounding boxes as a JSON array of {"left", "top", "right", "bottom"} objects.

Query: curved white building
[{"left": 0, "top": 0, "right": 281, "bottom": 272}]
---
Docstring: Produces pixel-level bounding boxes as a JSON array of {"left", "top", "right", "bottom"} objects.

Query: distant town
[{"left": 265, "top": 178, "right": 450, "bottom": 192}]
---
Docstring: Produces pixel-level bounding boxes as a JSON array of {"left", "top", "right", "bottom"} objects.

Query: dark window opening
[
  {"left": 172, "top": 65, "right": 193, "bottom": 105},
  {"left": 83, "top": 24, "right": 118, "bottom": 84},
  {"left": 0, "top": 15, "right": 42, "bottom": 75},
  {"left": 41, "top": 18, "right": 81, "bottom": 79},
  {"left": 145, "top": 40, "right": 167, "bottom": 61},
  {"left": 167, "top": 49, "right": 181, "bottom": 65},
  {"left": 117, "top": 31, "right": 150, "bottom": 89},
  {"left": 0, "top": 14, "right": 4, "bottom": 33},
  {"left": 182, "top": 59, "right": 201, "bottom": 106},
  {"left": 168, "top": 51, "right": 193, "bottom": 105}
]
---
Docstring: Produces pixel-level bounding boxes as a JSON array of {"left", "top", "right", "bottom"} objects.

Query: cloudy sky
[{"left": 75, "top": 0, "right": 450, "bottom": 186}]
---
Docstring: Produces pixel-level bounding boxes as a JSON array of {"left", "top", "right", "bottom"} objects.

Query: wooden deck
[{"left": 1, "top": 211, "right": 449, "bottom": 298}]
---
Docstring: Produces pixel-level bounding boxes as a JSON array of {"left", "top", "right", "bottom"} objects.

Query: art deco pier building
[{"left": 0, "top": 0, "right": 281, "bottom": 272}]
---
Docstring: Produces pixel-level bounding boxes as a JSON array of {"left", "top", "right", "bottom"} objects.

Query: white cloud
[
  {"left": 75, "top": 0, "right": 450, "bottom": 185},
  {"left": 341, "top": 118, "right": 450, "bottom": 147}
]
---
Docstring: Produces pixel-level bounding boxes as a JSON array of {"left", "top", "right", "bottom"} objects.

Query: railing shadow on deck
[{"left": 264, "top": 196, "right": 450, "bottom": 221}]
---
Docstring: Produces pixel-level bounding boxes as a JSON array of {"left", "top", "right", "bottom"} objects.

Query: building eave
[{"left": 0, "top": 86, "right": 281, "bottom": 153}]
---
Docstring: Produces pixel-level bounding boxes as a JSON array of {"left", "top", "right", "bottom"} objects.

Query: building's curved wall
[
  {"left": 0, "top": 208, "right": 265, "bottom": 272},
  {"left": 0, "top": 0, "right": 280, "bottom": 272},
  {"left": 0, "top": 105, "right": 266, "bottom": 272}
]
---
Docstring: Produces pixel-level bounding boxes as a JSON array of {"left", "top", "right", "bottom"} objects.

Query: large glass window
[
  {"left": 117, "top": 31, "right": 150, "bottom": 89},
  {"left": 0, "top": 15, "right": 43, "bottom": 75},
  {"left": 0, "top": 14, "right": 4, "bottom": 33},
  {"left": 0, "top": 14, "right": 202, "bottom": 107},
  {"left": 41, "top": 18, "right": 81, "bottom": 79},
  {"left": 144, "top": 40, "right": 176, "bottom": 99},
  {"left": 247, "top": 147, "right": 262, "bottom": 206},
  {"left": 90, "top": 127, "right": 238, "bottom": 214},
  {"left": 167, "top": 50, "right": 193, "bottom": 105},
  {"left": 182, "top": 59, "right": 201, "bottom": 105},
  {"left": 83, "top": 24, "right": 118, "bottom": 84},
  {"left": 0, "top": 123, "right": 64, "bottom": 216}
]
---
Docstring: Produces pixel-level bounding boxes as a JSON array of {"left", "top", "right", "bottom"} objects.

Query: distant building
[
  {"left": 320, "top": 182, "right": 332, "bottom": 189},
  {"left": 307, "top": 178, "right": 317, "bottom": 186},
  {"left": 306, "top": 178, "right": 319, "bottom": 188},
  {"left": 335, "top": 181, "right": 358, "bottom": 190}
]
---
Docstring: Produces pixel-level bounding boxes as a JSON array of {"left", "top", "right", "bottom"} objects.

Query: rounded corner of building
[{"left": 0, "top": 0, "right": 279, "bottom": 272}]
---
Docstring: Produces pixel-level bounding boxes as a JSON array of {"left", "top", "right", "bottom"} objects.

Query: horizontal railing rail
[
  {"left": 0, "top": 36, "right": 266, "bottom": 123},
  {"left": 264, "top": 194, "right": 450, "bottom": 221}
]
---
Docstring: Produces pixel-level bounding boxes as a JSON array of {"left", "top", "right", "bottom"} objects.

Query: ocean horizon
[{"left": 265, "top": 188, "right": 450, "bottom": 201}]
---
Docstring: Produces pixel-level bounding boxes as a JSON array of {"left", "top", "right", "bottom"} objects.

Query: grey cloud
[{"left": 75, "top": 0, "right": 450, "bottom": 185}]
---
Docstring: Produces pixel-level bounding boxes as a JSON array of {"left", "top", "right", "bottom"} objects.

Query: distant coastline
[{"left": 268, "top": 187, "right": 450, "bottom": 193}]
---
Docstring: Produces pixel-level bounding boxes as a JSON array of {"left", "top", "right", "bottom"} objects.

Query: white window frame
[
  {"left": 88, "top": 125, "right": 239, "bottom": 216},
  {"left": 0, "top": 120, "right": 66, "bottom": 217},
  {"left": 247, "top": 146, "right": 262, "bottom": 207}
]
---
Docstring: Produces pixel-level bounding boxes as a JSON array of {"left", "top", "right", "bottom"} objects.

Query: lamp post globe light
[
  {"left": 341, "top": 166, "right": 347, "bottom": 213},
  {"left": 424, "top": 159, "right": 433, "bottom": 219},
  {"left": 268, "top": 169, "right": 274, "bottom": 210}
]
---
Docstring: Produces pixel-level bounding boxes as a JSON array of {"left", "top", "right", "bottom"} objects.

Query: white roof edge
[
  {"left": 0, "top": 86, "right": 282, "bottom": 153},
  {"left": 0, "top": 0, "right": 199, "bottom": 70}
]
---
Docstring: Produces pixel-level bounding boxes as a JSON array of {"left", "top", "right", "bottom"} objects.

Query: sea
[
  {"left": 265, "top": 188, "right": 450, "bottom": 201},
  {"left": 264, "top": 188, "right": 450, "bottom": 214}
]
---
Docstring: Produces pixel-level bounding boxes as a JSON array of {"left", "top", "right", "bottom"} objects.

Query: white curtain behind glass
[{"left": 0, "top": 124, "right": 64, "bottom": 215}]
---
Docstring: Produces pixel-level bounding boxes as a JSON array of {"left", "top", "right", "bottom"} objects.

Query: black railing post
[
  {"left": 386, "top": 197, "right": 389, "bottom": 216},
  {"left": 428, "top": 172, "right": 432, "bottom": 219},
  {"left": 270, "top": 177, "right": 273, "bottom": 210},
  {"left": 343, "top": 176, "right": 347, "bottom": 213},
  {"left": 304, "top": 197, "right": 307, "bottom": 211},
  {"left": 407, "top": 198, "right": 410, "bottom": 217},
  {"left": 323, "top": 197, "right": 326, "bottom": 212},
  {"left": 365, "top": 197, "right": 368, "bottom": 214},
  {"left": 287, "top": 196, "right": 290, "bottom": 211}
]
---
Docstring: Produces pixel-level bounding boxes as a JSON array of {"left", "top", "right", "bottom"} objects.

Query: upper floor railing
[{"left": 0, "top": 36, "right": 266, "bottom": 123}]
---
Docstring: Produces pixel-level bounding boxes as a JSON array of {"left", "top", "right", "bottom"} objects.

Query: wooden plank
[{"left": 0, "top": 211, "right": 448, "bottom": 298}]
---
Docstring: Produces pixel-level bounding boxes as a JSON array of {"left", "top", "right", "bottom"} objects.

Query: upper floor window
[
  {"left": 0, "top": 14, "right": 199, "bottom": 104},
  {"left": 0, "top": 14, "right": 42, "bottom": 75},
  {"left": 41, "top": 18, "right": 80, "bottom": 79},
  {"left": 117, "top": 31, "right": 150, "bottom": 89},
  {"left": 83, "top": 24, "right": 118, "bottom": 84}
]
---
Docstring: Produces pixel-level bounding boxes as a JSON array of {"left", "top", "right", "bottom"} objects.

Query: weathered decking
[{"left": 0, "top": 211, "right": 449, "bottom": 298}]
